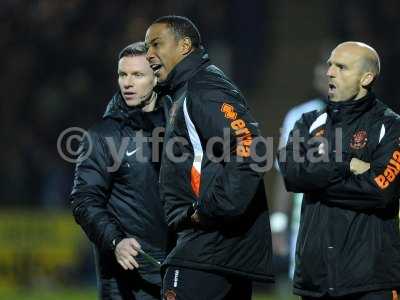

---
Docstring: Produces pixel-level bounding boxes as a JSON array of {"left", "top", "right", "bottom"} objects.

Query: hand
[
  {"left": 114, "top": 238, "right": 141, "bottom": 270},
  {"left": 350, "top": 158, "right": 370, "bottom": 175}
]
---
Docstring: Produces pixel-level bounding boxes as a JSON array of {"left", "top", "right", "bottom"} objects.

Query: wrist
[{"left": 111, "top": 236, "right": 124, "bottom": 252}]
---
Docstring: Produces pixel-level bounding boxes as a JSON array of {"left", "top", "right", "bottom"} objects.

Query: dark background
[{"left": 1, "top": 0, "right": 399, "bottom": 296}]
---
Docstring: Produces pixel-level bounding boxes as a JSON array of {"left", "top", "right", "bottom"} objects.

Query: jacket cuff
[{"left": 106, "top": 233, "right": 125, "bottom": 253}]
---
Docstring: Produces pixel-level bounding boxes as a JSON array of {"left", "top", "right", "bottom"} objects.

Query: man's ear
[
  {"left": 179, "top": 37, "right": 193, "bottom": 56},
  {"left": 360, "top": 72, "right": 374, "bottom": 87}
]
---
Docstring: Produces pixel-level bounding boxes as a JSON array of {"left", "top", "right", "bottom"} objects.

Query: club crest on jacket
[{"left": 350, "top": 130, "right": 368, "bottom": 149}]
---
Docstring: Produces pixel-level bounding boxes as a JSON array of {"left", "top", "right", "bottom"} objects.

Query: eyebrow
[
  {"left": 118, "top": 70, "right": 145, "bottom": 75},
  {"left": 326, "top": 59, "right": 346, "bottom": 67},
  {"left": 147, "top": 37, "right": 160, "bottom": 45}
]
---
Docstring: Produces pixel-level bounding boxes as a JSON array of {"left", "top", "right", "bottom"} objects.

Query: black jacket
[
  {"left": 279, "top": 93, "right": 400, "bottom": 297},
  {"left": 158, "top": 48, "right": 274, "bottom": 282},
  {"left": 70, "top": 93, "right": 168, "bottom": 276}
]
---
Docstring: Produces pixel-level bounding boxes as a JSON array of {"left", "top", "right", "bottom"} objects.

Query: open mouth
[
  {"left": 150, "top": 64, "right": 162, "bottom": 75},
  {"left": 123, "top": 92, "right": 136, "bottom": 99},
  {"left": 328, "top": 83, "right": 336, "bottom": 93}
]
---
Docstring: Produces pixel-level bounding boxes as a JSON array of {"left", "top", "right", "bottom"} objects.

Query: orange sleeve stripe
[{"left": 191, "top": 166, "right": 201, "bottom": 198}]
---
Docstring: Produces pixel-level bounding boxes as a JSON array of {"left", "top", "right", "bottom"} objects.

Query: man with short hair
[
  {"left": 145, "top": 15, "right": 274, "bottom": 300},
  {"left": 279, "top": 41, "right": 400, "bottom": 299},
  {"left": 70, "top": 42, "right": 167, "bottom": 300}
]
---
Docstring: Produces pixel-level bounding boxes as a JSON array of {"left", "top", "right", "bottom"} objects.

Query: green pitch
[{"left": 0, "top": 288, "right": 298, "bottom": 300}]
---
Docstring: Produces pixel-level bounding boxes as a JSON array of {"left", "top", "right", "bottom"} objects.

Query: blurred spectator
[{"left": 271, "top": 45, "right": 331, "bottom": 277}]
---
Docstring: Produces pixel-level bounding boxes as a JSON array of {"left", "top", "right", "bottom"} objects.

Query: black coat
[
  {"left": 158, "top": 48, "right": 274, "bottom": 282},
  {"left": 279, "top": 93, "right": 400, "bottom": 297},
  {"left": 70, "top": 93, "right": 168, "bottom": 277}
]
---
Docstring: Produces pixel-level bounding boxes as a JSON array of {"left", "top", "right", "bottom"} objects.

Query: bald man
[{"left": 278, "top": 41, "right": 400, "bottom": 299}]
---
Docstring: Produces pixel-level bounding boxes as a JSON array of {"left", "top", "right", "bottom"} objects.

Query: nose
[
  {"left": 122, "top": 76, "right": 134, "bottom": 88},
  {"left": 326, "top": 66, "right": 335, "bottom": 77},
  {"left": 146, "top": 47, "right": 155, "bottom": 62}
]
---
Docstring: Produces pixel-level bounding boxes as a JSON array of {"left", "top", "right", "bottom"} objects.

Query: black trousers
[
  {"left": 302, "top": 289, "right": 398, "bottom": 300},
  {"left": 98, "top": 268, "right": 161, "bottom": 300},
  {"left": 162, "top": 266, "right": 252, "bottom": 300},
  {"left": 94, "top": 246, "right": 162, "bottom": 300}
]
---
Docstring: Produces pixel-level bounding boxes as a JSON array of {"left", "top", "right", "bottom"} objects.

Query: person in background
[{"left": 272, "top": 54, "right": 329, "bottom": 279}]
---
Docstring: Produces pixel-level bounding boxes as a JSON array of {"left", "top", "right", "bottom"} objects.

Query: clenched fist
[{"left": 350, "top": 158, "right": 370, "bottom": 175}]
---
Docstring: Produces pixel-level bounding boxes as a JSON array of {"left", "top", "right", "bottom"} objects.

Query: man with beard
[
  {"left": 145, "top": 16, "right": 274, "bottom": 300},
  {"left": 70, "top": 42, "right": 167, "bottom": 300},
  {"left": 279, "top": 42, "right": 400, "bottom": 299}
]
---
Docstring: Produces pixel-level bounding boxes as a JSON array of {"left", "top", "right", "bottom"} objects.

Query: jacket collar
[
  {"left": 159, "top": 47, "right": 211, "bottom": 93},
  {"left": 102, "top": 92, "right": 164, "bottom": 130},
  {"left": 327, "top": 92, "right": 376, "bottom": 123}
]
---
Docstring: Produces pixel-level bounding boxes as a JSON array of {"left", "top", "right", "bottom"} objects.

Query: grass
[
  {"left": 0, "top": 288, "right": 97, "bottom": 300},
  {"left": 0, "top": 288, "right": 298, "bottom": 300}
]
